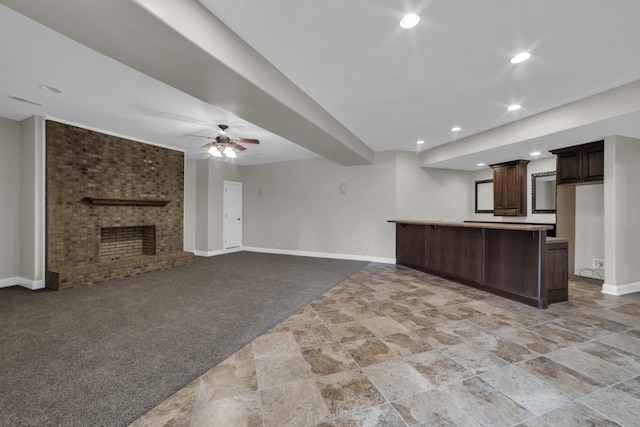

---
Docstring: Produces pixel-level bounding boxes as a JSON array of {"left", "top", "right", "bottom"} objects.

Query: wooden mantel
[{"left": 84, "top": 197, "right": 170, "bottom": 207}]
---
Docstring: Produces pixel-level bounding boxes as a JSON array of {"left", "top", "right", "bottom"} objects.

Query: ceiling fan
[{"left": 190, "top": 124, "right": 259, "bottom": 158}]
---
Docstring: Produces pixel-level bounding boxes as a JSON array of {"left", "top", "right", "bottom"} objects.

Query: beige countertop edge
[{"left": 388, "top": 220, "right": 554, "bottom": 231}]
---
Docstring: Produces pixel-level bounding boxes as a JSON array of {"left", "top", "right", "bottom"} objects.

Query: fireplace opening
[{"left": 100, "top": 226, "right": 156, "bottom": 262}]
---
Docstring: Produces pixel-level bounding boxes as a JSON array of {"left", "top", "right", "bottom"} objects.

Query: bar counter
[{"left": 388, "top": 220, "right": 568, "bottom": 308}]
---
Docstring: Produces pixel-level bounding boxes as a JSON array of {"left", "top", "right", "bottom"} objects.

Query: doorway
[{"left": 223, "top": 180, "right": 243, "bottom": 249}]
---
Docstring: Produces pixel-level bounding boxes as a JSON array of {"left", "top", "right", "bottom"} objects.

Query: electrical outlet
[{"left": 592, "top": 258, "right": 605, "bottom": 269}]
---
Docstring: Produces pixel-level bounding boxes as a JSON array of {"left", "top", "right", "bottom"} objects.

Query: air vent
[{"left": 10, "top": 95, "right": 43, "bottom": 106}]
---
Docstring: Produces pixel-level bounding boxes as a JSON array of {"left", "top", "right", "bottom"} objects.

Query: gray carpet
[{"left": 0, "top": 252, "right": 367, "bottom": 427}]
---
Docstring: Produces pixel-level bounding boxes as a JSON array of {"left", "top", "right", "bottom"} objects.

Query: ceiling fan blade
[
  {"left": 200, "top": 142, "right": 214, "bottom": 150},
  {"left": 187, "top": 134, "right": 215, "bottom": 139},
  {"left": 230, "top": 142, "right": 247, "bottom": 151},
  {"left": 234, "top": 137, "right": 259, "bottom": 144}
]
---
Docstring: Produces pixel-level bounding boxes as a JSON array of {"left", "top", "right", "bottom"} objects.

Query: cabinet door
[
  {"left": 556, "top": 151, "right": 582, "bottom": 184},
  {"left": 582, "top": 145, "right": 605, "bottom": 182},
  {"left": 503, "top": 164, "right": 520, "bottom": 209},
  {"left": 493, "top": 166, "right": 506, "bottom": 210}
]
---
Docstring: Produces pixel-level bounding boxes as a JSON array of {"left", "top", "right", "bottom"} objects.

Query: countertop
[{"left": 388, "top": 220, "right": 554, "bottom": 231}]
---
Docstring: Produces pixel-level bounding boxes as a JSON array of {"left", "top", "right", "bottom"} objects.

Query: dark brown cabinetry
[
  {"left": 550, "top": 140, "right": 604, "bottom": 185},
  {"left": 547, "top": 239, "right": 569, "bottom": 303},
  {"left": 490, "top": 160, "right": 529, "bottom": 216},
  {"left": 391, "top": 221, "right": 567, "bottom": 308}
]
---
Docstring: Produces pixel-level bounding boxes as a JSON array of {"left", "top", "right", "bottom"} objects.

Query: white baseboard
[
  {"left": 242, "top": 246, "right": 395, "bottom": 264},
  {"left": 194, "top": 247, "right": 243, "bottom": 257},
  {"left": 0, "top": 277, "right": 46, "bottom": 290},
  {"left": 602, "top": 281, "right": 640, "bottom": 296}
]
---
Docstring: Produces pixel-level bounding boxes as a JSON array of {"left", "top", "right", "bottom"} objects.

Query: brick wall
[{"left": 46, "top": 121, "right": 185, "bottom": 273}]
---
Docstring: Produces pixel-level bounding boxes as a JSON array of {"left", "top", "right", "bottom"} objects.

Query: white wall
[
  {"left": 396, "top": 151, "right": 470, "bottom": 221},
  {"left": 0, "top": 115, "right": 45, "bottom": 289},
  {"left": 0, "top": 117, "right": 21, "bottom": 284},
  {"left": 603, "top": 135, "right": 640, "bottom": 295},
  {"left": 574, "top": 184, "right": 605, "bottom": 278},
  {"left": 241, "top": 153, "right": 397, "bottom": 260},
  {"left": 187, "top": 158, "right": 242, "bottom": 255}
]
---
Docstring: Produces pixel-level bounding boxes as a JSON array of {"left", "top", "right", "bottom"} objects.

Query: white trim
[
  {"left": 42, "top": 115, "right": 185, "bottom": 152},
  {"left": 0, "top": 277, "right": 46, "bottom": 290},
  {"left": 194, "top": 247, "right": 243, "bottom": 257},
  {"left": 242, "top": 246, "right": 395, "bottom": 264},
  {"left": 602, "top": 281, "right": 640, "bottom": 296}
]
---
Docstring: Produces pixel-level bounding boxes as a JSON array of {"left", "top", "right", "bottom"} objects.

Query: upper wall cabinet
[
  {"left": 550, "top": 140, "right": 604, "bottom": 185},
  {"left": 490, "top": 159, "right": 529, "bottom": 216}
]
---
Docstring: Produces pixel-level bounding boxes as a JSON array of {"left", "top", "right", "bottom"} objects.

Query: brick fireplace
[
  {"left": 45, "top": 121, "right": 193, "bottom": 289},
  {"left": 100, "top": 226, "right": 156, "bottom": 261}
]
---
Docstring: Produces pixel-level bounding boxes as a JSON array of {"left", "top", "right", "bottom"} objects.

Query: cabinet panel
[
  {"left": 425, "top": 226, "right": 484, "bottom": 283},
  {"left": 547, "top": 241, "right": 568, "bottom": 303},
  {"left": 490, "top": 160, "right": 528, "bottom": 216},
  {"left": 551, "top": 140, "right": 604, "bottom": 185},
  {"left": 582, "top": 145, "right": 605, "bottom": 182},
  {"left": 557, "top": 152, "right": 582, "bottom": 183},
  {"left": 395, "top": 224, "right": 425, "bottom": 268}
]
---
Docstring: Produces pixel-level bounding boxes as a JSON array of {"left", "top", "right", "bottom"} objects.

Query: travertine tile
[
  {"left": 597, "top": 331, "right": 640, "bottom": 355},
  {"left": 328, "top": 322, "right": 375, "bottom": 343},
  {"left": 315, "top": 369, "right": 386, "bottom": 417},
  {"left": 547, "top": 346, "right": 636, "bottom": 385},
  {"left": 292, "top": 324, "right": 337, "bottom": 350},
  {"left": 362, "top": 359, "right": 432, "bottom": 401},
  {"left": 520, "top": 356, "right": 604, "bottom": 398},
  {"left": 392, "top": 389, "right": 480, "bottom": 427},
  {"left": 191, "top": 391, "right": 262, "bottom": 427},
  {"left": 252, "top": 331, "right": 300, "bottom": 358},
  {"left": 440, "top": 342, "right": 510, "bottom": 375},
  {"left": 577, "top": 340, "right": 640, "bottom": 373},
  {"left": 406, "top": 350, "right": 472, "bottom": 387},
  {"left": 255, "top": 355, "right": 311, "bottom": 389},
  {"left": 342, "top": 337, "right": 399, "bottom": 367},
  {"left": 441, "top": 376, "right": 533, "bottom": 426},
  {"left": 130, "top": 267, "right": 640, "bottom": 427},
  {"left": 541, "top": 401, "right": 621, "bottom": 426},
  {"left": 260, "top": 379, "right": 331, "bottom": 427},
  {"left": 579, "top": 383, "right": 640, "bottom": 427},
  {"left": 498, "top": 328, "right": 565, "bottom": 354},
  {"left": 302, "top": 344, "right": 359, "bottom": 376},
  {"left": 481, "top": 364, "right": 572, "bottom": 415},
  {"left": 334, "top": 404, "right": 405, "bottom": 427},
  {"left": 379, "top": 331, "right": 434, "bottom": 356}
]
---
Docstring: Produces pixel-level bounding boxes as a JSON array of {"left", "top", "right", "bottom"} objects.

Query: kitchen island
[{"left": 389, "top": 220, "right": 568, "bottom": 308}]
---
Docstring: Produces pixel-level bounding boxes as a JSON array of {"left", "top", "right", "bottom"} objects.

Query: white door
[{"left": 223, "top": 181, "right": 243, "bottom": 249}]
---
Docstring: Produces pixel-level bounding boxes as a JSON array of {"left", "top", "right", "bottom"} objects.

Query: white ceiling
[{"left": 2, "top": 0, "right": 640, "bottom": 169}]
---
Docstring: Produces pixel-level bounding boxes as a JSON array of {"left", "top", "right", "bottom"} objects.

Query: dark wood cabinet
[
  {"left": 490, "top": 160, "right": 529, "bottom": 216},
  {"left": 547, "top": 239, "right": 569, "bottom": 303},
  {"left": 391, "top": 221, "right": 567, "bottom": 308},
  {"left": 550, "top": 140, "right": 604, "bottom": 185},
  {"left": 396, "top": 224, "right": 425, "bottom": 269}
]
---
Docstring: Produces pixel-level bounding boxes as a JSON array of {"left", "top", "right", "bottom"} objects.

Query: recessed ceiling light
[
  {"left": 400, "top": 13, "right": 420, "bottom": 29},
  {"left": 477, "top": 163, "right": 486, "bottom": 167},
  {"left": 530, "top": 151, "right": 541, "bottom": 156},
  {"left": 507, "top": 104, "right": 522, "bottom": 111},
  {"left": 416, "top": 140, "right": 425, "bottom": 145},
  {"left": 10, "top": 95, "right": 43, "bottom": 106},
  {"left": 39, "top": 84, "right": 62, "bottom": 94},
  {"left": 510, "top": 52, "right": 531, "bottom": 64},
  {"left": 451, "top": 127, "right": 461, "bottom": 132}
]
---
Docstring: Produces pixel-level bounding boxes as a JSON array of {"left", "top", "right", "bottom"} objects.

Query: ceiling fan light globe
[
  {"left": 223, "top": 146, "right": 236, "bottom": 158},
  {"left": 208, "top": 146, "right": 222, "bottom": 157}
]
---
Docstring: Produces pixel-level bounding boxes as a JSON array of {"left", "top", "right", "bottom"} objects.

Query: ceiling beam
[
  {"left": 420, "top": 79, "right": 640, "bottom": 167},
  {"left": 1, "top": 0, "right": 373, "bottom": 166}
]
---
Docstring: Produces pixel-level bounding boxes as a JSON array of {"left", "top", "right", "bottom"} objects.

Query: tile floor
[{"left": 130, "top": 264, "right": 640, "bottom": 427}]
